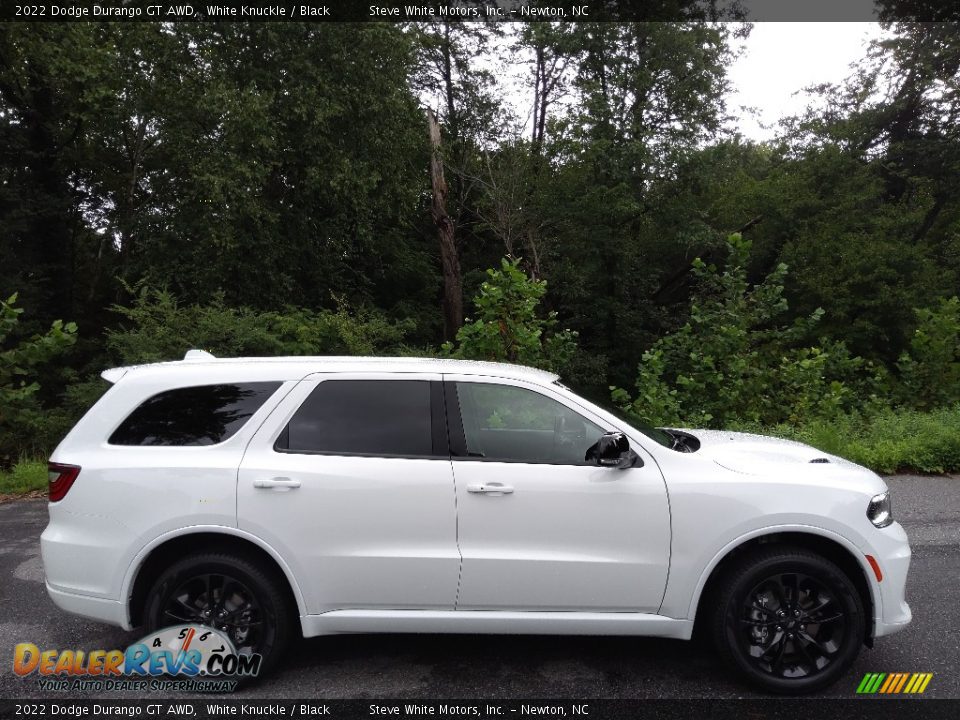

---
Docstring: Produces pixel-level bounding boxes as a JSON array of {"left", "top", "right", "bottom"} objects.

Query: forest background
[{"left": 2, "top": 13, "right": 959, "bottom": 490}]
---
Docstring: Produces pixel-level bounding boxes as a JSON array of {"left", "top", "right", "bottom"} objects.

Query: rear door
[{"left": 237, "top": 373, "right": 460, "bottom": 614}]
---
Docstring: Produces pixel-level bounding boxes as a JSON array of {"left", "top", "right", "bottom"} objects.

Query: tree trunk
[{"left": 427, "top": 108, "right": 463, "bottom": 340}]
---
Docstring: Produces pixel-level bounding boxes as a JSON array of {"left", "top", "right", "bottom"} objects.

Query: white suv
[{"left": 42, "top": 353, "right": 911, "bottom": 692}]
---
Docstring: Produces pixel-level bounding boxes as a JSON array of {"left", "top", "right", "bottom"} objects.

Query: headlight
[{"left": 867, "top": 491, "right": 893, "bottom": 528}]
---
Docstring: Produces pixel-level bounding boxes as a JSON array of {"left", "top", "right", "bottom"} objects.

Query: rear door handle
[
  {"left": 253, "top": 477, "right": 301, "bottom": 491},
  {"left": 466, "top": 483, "right": 514, "bottom": 495}
]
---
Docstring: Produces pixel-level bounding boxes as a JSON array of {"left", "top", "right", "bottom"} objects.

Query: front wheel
[
  {"left": 144, "top": 552, "right": 294, "bottom": 679},
  {"left": 712, "top": 547, "right": 865, "bottom": 694}
]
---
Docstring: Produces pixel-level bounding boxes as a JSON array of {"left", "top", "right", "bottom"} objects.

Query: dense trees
[{"left": 1, "top": 20, "right": 959, "bottom": 468}]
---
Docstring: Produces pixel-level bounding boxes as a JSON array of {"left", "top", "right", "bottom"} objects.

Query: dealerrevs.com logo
[{"left": 13, "top": 625, "right": 260, "bottom": 693}]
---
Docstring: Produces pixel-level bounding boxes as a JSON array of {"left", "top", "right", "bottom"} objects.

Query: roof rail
[{"left": 184, "top": 349, "right": 217, "bottom": 361}]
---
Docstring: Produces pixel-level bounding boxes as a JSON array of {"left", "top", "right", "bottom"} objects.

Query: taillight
[{"left": 48, "top": 462, "right": 80, "bottom": 502}]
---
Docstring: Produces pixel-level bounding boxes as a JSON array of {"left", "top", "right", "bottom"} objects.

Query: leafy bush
[
  {"left": 7, "top": 287, "right": 417, "bottom": 462},
  {"left": 744, "top": 406, "right": 960, "bottom": 475},
  {"left": 896, "top": 296, "right": 960, "bottom": 410},
  {"left": 443, "top": 258, "right": 578, "bottom": 373},
  {"left": 612, "top": 234, "right": 882, "bottom": 428},
  {"left": 106, "top": 285, "right": 413, "bottom": 364},
  {"left": 0, "top": 294, "right": 77, "bottom": 466},
  {"left": 0, "top": 458, "right": 48, "bottom": 495}
]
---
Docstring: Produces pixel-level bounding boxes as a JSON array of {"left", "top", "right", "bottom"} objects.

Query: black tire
[
  {"left": 712, "top": 546, "right": 865, "bottom": 695},
  {"left": 144, "top": 552, "right": 294, "bottom": 680}
]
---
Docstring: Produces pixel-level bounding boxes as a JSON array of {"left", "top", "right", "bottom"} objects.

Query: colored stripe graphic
[
  {"left": 893, "top": 673, "right": 910, "bottom": 693},
  {"left": 857, "top": 672, "right": 932, "bottom": 694},
  {"left": 856, "top": 674, "right": 874, "bottom": 693},
  {"left": 879, "top": 674, "right": 896, "bottom": 693}
]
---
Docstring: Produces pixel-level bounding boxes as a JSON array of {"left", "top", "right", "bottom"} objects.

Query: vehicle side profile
[{"left": 42, "top": 353, "right": 911, "bottom": 692}]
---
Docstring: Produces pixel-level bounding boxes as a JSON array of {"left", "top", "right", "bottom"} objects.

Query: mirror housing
[{"left": 586, "top": 431, "right": 641, "bottom": 469}]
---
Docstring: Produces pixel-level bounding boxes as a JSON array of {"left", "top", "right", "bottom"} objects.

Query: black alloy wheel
[
  {"left": 145, "top": 552, "right": 294, "bottom": 678},
  {"left": 161, "top": 571, "right": 263, "bottom": 655},
  {"left": 713, "top": 547, "right": 865, "bottom": 694}
]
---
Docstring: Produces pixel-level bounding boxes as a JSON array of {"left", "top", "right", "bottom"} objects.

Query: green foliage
[
  {"left": 3, "top": 21, "right": 960, "bottom": 473},
  {"left": 0, "top": 294, "right": 77, "bottom": 464},
  {"left": 0, "top": 459, "right": 49, "bottom": 495},
  {"left": 612, "top": 234, "right": 883, "bottom": 428},
  {"left": 106, "top": 285, "right": 413, "bottom": 364},
  {"left": 750, "top": 407, "right": 960, "bottom": 475},
  {"left": 896, "top": 297, "right": 960, "bottom": 410},
  {"left": 443, "top": 258, "right": 577, "bottom": 373}
]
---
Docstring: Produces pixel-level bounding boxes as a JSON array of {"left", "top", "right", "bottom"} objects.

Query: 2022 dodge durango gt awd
[{"left": 41, "top": 352, "right": 911, "bottom": 693}]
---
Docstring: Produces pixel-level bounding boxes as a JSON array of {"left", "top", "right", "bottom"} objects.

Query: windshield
[{"left": 554, "top": 381, "right": 674, "bottom": 448}]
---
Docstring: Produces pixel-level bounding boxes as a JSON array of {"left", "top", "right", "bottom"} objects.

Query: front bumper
[{"left": 868, "top": 521, "right": 912, "bottom": 638}]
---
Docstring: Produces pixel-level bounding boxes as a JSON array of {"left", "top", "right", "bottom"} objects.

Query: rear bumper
[{"left": 45, "top": 581, "right": 131, "bottom": 630}]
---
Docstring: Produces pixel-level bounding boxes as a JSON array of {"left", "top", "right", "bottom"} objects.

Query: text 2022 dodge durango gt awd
[{"left": 41, "top": 352, "right": 911, "bottom": 692}]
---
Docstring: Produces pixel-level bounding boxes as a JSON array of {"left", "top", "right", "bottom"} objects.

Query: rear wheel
[
  {"left": 144, "top": 552, "right": 294, "bottom": 679},
  {"left": 712, "top": 547, "right": 865, "bottom": 694}
]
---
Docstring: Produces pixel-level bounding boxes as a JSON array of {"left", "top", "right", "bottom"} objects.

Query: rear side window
[
  {"left": 109, "top": 382, "right": 281, "bottom": 446},
  {"left": 277, "top": 379, "right": 435, "bottom": 457}
]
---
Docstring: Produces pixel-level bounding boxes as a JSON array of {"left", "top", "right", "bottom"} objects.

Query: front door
[
  {"left": 238, "top": 373, "right": 459, "bottom": 614},
  {"left": 447, "top": 376, "right": 671, "bottom": 613}
]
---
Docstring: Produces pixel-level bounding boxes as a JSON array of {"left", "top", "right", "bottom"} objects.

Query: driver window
[{"left": 455, "top": 382, "right": 605, "bottom": 465}]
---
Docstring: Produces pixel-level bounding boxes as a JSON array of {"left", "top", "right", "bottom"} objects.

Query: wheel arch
[
  {"left": 123, "top": 527, "right": 306, "bottom": 630},
  {"left": 689, "top": 527, "right": 877, "bottom": 645}
]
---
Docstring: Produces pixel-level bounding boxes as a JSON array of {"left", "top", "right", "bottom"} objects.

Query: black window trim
[
  {"left": 444, "top": 379, "right": 609, "bottom": 468},
  {"left": 272, "top": 379, "right": 451, "bottom": 461}
]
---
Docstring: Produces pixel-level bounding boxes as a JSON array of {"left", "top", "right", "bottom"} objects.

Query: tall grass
[
  {"left": 0, "top": 459, "right": 47, "bottom": 495},
  {"left": 742, "top": 406, "right": 960, "bottom": 475}
]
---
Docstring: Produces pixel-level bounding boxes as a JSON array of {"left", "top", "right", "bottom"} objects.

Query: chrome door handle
[
  {"left": 253, "top": 477, "right": 301, "bottom": 490},
  {"left": 466, "top": 483, "right": 514, "bottom": 495}
]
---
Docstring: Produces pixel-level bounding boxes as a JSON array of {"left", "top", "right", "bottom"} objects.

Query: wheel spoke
[
  {"left": 785, "top": 573, "right": 800, "bottom": 605},
  {"left": 750, "top": 602, "right": 777, "bottom": 617},
  {"left": 768, "top": 577, "right": 787, "bottom": 608},
  {"left": 218, "top": 579, "right": 241, "bottom": 612},
  {"left": 740, "top": 617, "right": 779, "bottom": 627},
  {"left": 806, "top": 611, "right": 844, "bottom": 625},
  {"left": 770, "top": 636, "right": 789, "bottom": 675},
  {"left": 170, "top": 595, "right": 200, "bottom": 619},
  {"left": 794, "top": 632, "right": 819, "bottom": 673},
  {"left": 799, "top": 630, "right": 839, "bottom": 657},
  {"left": 204, "top": 574, "right": 213, "bottom": 608},
  {"left": 757, "top": 630, "right": 783, "bottom": 656},
  {"left": 803, "top": 595, "right": 833, "bottom": 615},
  {"left": 212, "top": 573, "right": 227, "bottom": 606},
  {"left": 164, "top": 610, "right": 195, "bottom": 624},
  {"left": 223, "top": 620, "right": 262, "bottom": 628}
]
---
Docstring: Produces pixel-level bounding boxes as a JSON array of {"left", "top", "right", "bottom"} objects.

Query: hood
[{"left": 671, "top": 429, "right": 865, "bottom": 476}]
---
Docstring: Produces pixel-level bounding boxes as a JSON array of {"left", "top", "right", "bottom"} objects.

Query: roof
[{"left": 101, "top": 351, "right": 560, "bottom": 385}]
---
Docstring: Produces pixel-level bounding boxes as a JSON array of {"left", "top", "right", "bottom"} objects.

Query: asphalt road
[{"left": 1, "top": 475, "right": 957, "bottom": 701}]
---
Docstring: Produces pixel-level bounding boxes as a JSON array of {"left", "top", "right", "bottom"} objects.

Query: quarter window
[
  {"left": 454, "top": 382, "right": 605, "bottom": 465},
  {"left": 109, "top": 382, "right": 281, "bottom": 446},
  {"left": 278, "top": 380, "right": 435, "bottom": 457}
]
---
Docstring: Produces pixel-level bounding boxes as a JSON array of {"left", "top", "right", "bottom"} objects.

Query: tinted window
[
  {"left": 455, "top": 382, "right": 604, "bottom": 465},
  {"left": 109, "top": 382, "right": 281, "bottom": 446},
  {"left": 280, "top": 380, "right": 433, "bottom": 457}
]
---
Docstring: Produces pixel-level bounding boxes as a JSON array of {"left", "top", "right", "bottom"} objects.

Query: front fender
[{"left": 660, "top": 522, "right": 880, "bottom": 624}]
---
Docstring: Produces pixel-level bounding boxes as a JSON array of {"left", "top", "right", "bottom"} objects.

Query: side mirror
[{"left": 585, "top": 431, "right": 641, "bottom": 469}]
